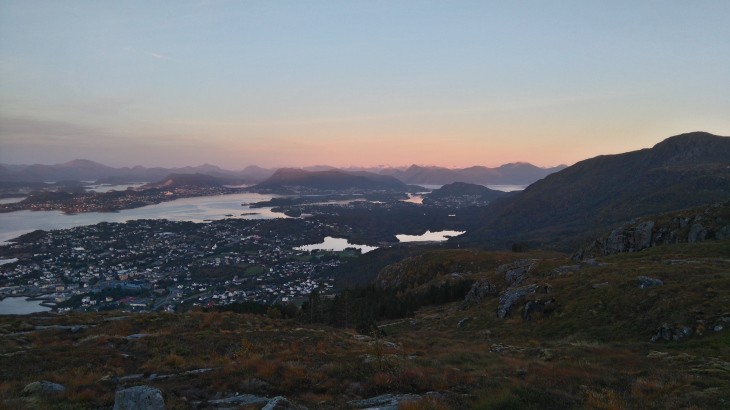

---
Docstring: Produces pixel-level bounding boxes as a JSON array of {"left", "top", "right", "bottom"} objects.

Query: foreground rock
[
  {"left": 263, "top": 396, "right": 308, "bottom": 410},
  {"left": 576, "top": 202, "right": 730, "bottom": 259},
  {"left": 461, "top": 278, "right": 498, "bottom": 309},
  {"left": 113, "top": 385, "right": 165, "bottom": 410},
  {"left": 22, "top": 381, "right": 65, "bottom": 396},
  {"left": 638, "top": 276, "right": 663, "bottom": 289},
  {"left": 349, "top": 393, "right": 423, "bottom": 409},
  {"left": 497, "top": 284, "right": 539, "bottom": 319}
]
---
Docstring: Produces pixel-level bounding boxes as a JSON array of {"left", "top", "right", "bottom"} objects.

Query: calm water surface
[
  {"left": 0, "top": 297, "right": 51, "bottom": 315},
  {"left": 0, "top": 193, "right": 282, "bottom": 243},
  {"left": 396, "top": 230, "right": 465, "bottom": 242},
  {"left": 294, "top": 236, "right": 378, "bottom": 254}
]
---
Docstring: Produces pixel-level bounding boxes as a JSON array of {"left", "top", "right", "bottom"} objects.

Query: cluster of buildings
[
  {"left": 0, "top": 186, "right": 242, "bottom": 214},
  {"left": 0, "top": 217, "right": 349, "bottom": 312}
]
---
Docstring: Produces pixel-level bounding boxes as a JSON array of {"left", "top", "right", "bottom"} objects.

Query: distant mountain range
[
  {"left": 380, "top": 163, "right": 567, "bottom": 185},
  {"left": 0, "top": 159, "right": 564, "bottom": 187},
  {"left": 464, "top": 131, "right": 730, "bottom": 249},
  {"left": 250, "top": 168, "right": 410, "bottom": 193}
]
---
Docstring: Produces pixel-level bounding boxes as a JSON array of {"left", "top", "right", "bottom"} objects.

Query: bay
[
  {"left": 0, "top": 297, "right": 51, "bottom": 315},
  {"left": 294, "top": 236, "right": 378, "bottom": 254},
  {"left": 396, "top": 230, "right": 465, "bottom": 242},
  {"left": 0, "top": 193, "right": 283, "bottom": 243}
]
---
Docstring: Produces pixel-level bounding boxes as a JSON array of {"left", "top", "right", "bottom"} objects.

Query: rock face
[
  {"left": 349, "top": 393, "right": 423, "bottom": 409},
  {"left": 523, "top": 299, "right": 556, "bottom": 320},
  {"left": 497, "top": 259, "right": 538, "bottom": 286},
  {"left": 497, "top": 284, "right": 539, "bottom": 319},
  {"left": 461, "top": 278, "right": 498, "bottom": 309},
  {"left": 651, "top": 324, "right": 693, "bottom": 342},
  {"left": 22, "top": 381, "right": 65, "bottom": 396},
  {"left": 638, "top": 276, "right": 663, "bottom": 289},
  {"left": 263, "top": 396, "right": 307, "bottom": 410},
  {"left": 575, "top": 201, "right": 730, "bottom": 259},
  {"left": 113, "top": 385, "right": 165, "bottom": 410}
]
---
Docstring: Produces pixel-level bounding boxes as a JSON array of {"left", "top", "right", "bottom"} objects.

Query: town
[{"left": 0, "top": 217, "right": 358, "bottom": 312}]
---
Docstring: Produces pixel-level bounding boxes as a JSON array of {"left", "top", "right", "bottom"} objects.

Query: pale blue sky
[{"left": 1, "top": 1, "right": 729, "bottom": 168}]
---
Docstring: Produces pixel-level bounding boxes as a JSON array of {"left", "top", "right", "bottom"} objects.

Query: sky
[{"left": 1, "top": 1, "right": 729, "bottom": 169}]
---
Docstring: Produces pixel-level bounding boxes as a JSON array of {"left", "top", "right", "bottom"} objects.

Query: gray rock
[
  {"left": 457, "top": 317, "right": 470, "bottom": 328},
  {"left": 349, "top": 394, "right": 423, "bottom": 409},
  {"left": 126, "top": 333, "right": 151, "bottom": 340},
  {"left": 714, "top": 325, "right": 724, "bottom": 332},
  {"left": 633, "top": 221, "right": 655, "bottom": 249},
  {"left": 497, "top": 259, "right": 538, "bottom": 287},
  {"left": 113, "top": 385, "right": 165, "bottom": 410},
  {"left": 208, "top": 394, "right": 269, "bottom": 406},
  {"left": 688, "top": 223, "right": 707, "bottom": 243},
  {"left": 461, "top": 278, "right": 498, "bottom": 309},
  {"left": 523, "top": 299, "right": 555, "bottom": 321},
  {"left": 263, "top": 396, "right": 307, "bottom": 410},
  {"left": 22, "top": 380, "right": 65, "bottom": 396},
  {"left": 716, "top": 225, "right": 730, "bottom": 240},
  {"left": 650, "top": 323, "right": 693, "bottom": 342},
  {"left": 638, "top": 276, "right": 663, "bottom": 289},
  {"left": 497, "top": 284, "right": 538, "bottom": 319}
]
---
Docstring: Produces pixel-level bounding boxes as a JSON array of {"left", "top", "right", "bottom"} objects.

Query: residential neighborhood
[{"left": 0, "top": 218, "right": 352, "bottom": 312}]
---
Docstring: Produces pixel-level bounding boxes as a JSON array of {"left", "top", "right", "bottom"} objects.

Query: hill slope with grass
[
  {"left": 464, "top": 131, "right": 730, "bottom": 250},
  {"left": 2, "top": 239, "right": 728, "bottom": 409}
]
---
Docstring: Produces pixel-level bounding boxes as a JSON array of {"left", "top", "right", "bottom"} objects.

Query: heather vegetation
[{"left": 2, "top": 240, "right": 728, "bottom": 409}]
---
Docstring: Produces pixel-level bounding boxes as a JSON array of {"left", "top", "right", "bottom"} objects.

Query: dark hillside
[{"left": 465, "top": 132, "right": 730, "bottom": 250}]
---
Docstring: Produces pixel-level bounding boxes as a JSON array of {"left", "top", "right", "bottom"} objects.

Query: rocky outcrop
[
  {"left": 523, "top": 299, "right": 556, "bottom": 320},
  {"left": 349, "top": 393, "right": 423, "bottom": 409},
  {"left": 461, "top": 278, "right": 498, "bottom": 309},
  {"left": 113, "top": 385, "right": 165, "bottom": 410},
  {"left": 576, "top": 202, "right": 730, "bottom": 259},
  {"left": 497, "top": 259, "right": 538, "bottom": 286},
  {"left": 263, "top": 396, "right": 308, "bottom": 410},
  {"left": 651, "top": 324, "right": 693, "bottom": 342},
  {"left": 22, "top": 381, "right": 65, "bottom": 396},
  {"left": 497, "top": 284, "right": 539, "bottom": 319},
  {"left": 638, "top": 276, "right": 663, "bottom": 289}
]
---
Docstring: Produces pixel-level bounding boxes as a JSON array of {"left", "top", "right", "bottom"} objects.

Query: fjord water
[
  {"left": 294, "top": 236, "right": 378, "bottom": 254},
  {"left": 0, "top": 193, "right": 282, "bottom": 243},
  {"left": 0, "top": 297, "right": 51, "bottom": 314}
]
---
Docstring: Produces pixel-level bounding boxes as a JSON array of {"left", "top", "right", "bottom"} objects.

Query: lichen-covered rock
[
  {"left": 349, "top": 393, "right": 423, "bottom": 409},
  {"left": 638, "top": 276, "right": 663, "bottom": 289},
  {"left": 263, "top": 396, "right": 308, "bottom": 410},
  {"left": 497, "top": 284, "right": 538, "bottom": 319},
  {"left": 461, "top": 278, "right": 498, "bottom": 309},
  {"left": 650, "top": 324, "right": 693, "bottom": 342},
  {"left": 497, "top": 259, "right": 538, "bottom": 286},
  {"left": 22, "top": 381, "right": 65, "bottom": 396},
  {"left": 688, "top": 223, "right": 707, "bottom": 242},
  {"left": 208, "top": 394, "right": 269, "bottom": 407},
  {"left": 523, "top": 299, "right": 556, "bottom": 320},
  {"left": 113, "top": 385, "right": 165, "bottom": 410}
]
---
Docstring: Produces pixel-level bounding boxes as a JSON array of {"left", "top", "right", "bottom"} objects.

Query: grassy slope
[{"left": 1, "top": 241, "right": 728, "bottom": 409}]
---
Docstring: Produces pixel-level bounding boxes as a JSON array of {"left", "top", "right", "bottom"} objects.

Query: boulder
[
  {"left": 497, "top": 284, "right": 538, "bottom": 319},
  {"left": 497, "top": 259, "right": 538, "bottom": 286},
  {"left": 688, "top": 223, "right": 707, "bottom": 242},
  {"left": 349, "top": 394, "right": 423, "bottom": 409},
  {"left": 638, "top": 276, "right": 663, "bottom": 289},
  {"left": 633, "top": 221, "right": 655, "bottom": 249},
  {"left": 22, "top": 381, "right": 65, "bottom": 396},
  {"left": 263, "top": 396, "right": 308, "bottom": 410},
  {"left": 461, "top": 278, "right": 498, "bottom": 309},
  {"left": 650, "top": 324, "right": 693, "bottom": 342},
  {"left": 523, "top": 299, "right": 556, "bottom": 321},
  {"left": 113, "top": 385, "right": 165, "bottom": 410},
  {"left": 208, "top": 394, "right": 269, "bottom": 407}
]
